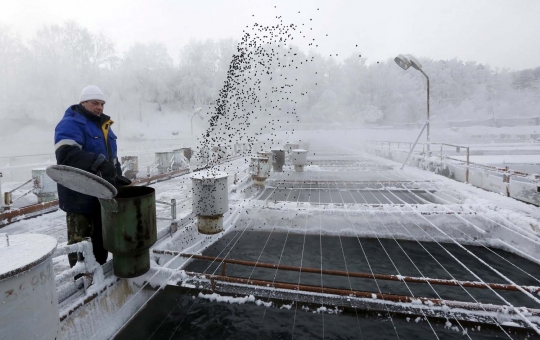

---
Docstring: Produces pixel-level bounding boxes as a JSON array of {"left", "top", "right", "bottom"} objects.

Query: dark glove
[
  {"left": 96, "top": 159, "right": 117, "bottom": 182},
  {"left": 115, "top": 175, "right": 132, "bottom": 187}
]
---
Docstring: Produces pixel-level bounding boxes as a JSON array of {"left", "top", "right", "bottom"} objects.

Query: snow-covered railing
[
  {"left": 366, "top": 140, "right": 540, "bottom": 206},
  {"left": 53, "top": 240, "right": 104, "bottom": 291},
  {"left": 156, "top": 198, "right": 177, "bottom": 220}
]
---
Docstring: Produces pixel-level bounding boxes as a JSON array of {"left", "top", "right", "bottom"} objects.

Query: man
[{"left": 54, "top": 85, "right": 129, "bottom": 267}]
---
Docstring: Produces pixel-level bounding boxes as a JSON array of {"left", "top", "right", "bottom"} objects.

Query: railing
[
  {"left": 366, "top": 140, "right": 540, "bottom": 182},
  {"left": 156, "top": 199, "right": 177, "bottom": 221}
]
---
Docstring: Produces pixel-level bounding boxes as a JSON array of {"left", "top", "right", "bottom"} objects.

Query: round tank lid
[
  {"left": 46, "top": 165, "right": 117, "bottom": 199},
  {"left": 0, "top": 233, "right": 57, "bottom": 281},
  {"left": 191, "top": 170, "right": 228, "bottom": 180},
  {"left": 292, "top": 149, "right": 307, "bottom": 153}
]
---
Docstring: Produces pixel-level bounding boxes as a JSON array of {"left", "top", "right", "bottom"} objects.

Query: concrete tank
[
  {"left": 0, "top": 233, "right": 60, "bottom": 340},
  {"left": 250, "top": 157, "right": 271, "bottom": 186},
  {"left": 32, "top": 168, "right": 57, "bottom": 203},
  {"left": 291, "top": 149, "right": 308, "bottom": 172},
  {"left": 191, "top": 171, "right": 228, "bottom": 234},
  {"left": 271, "top": 149, "right": 285, "bottom": 172}
]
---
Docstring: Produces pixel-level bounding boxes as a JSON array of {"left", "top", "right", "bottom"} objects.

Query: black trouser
[{"left": 66, "top": 204, "right": 108, "bottom": 267}]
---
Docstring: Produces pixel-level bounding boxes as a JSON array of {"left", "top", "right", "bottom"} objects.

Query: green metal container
[{"left": 101, "top": 186, "right": 157, "bottom": 278}]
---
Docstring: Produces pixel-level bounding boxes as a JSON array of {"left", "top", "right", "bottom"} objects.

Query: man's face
[{"left": 81, "top": 100, "right": 105, "bottom": 116}]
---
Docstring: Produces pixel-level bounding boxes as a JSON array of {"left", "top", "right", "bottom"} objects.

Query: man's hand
[{"left": 96, "top": 160, "right": 117, "bottom": 181}]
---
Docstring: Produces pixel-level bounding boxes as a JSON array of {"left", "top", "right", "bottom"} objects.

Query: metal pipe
[
  {"left": 466, "top": 147, "right": 470, "bottom": 183},
  {"left": 8, "top": 179, "right": 33, "bottom": 193},
  {"left": 171, "top": 198, "right": 176, "bottom": 220},
  {"left": 172, "top": 253, "right": 540, "bottom": 293},
  {"left": 419, "top": 68, "right": 430, "bottom": 155},
  {"left": 183, "top": 271, "right": 540, "bottom": 316},
  {"left": 400, "top": 120, "right": 428, "bottom": 170}
]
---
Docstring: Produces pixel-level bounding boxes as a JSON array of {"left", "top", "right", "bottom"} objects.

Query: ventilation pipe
[
  {"left": 271, "top": 149, "right": 285, "bottom": 172},
  {"left": 250, "top": 156, "right": 271, "bottom": 186},
  {"left": 0, "top": 233, "right": 60, "bottom": 340},
  {"left": 32, "top": 169, "right": 58, "bottom": 203},
  {"left": 291, "top": 149, "right": 308, "bottom": 172},
  {"left": 191, "top": 170, "right": 228, "bottom": 234}
]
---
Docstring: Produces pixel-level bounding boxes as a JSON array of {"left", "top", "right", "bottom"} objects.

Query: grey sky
[{"left": 2, "top": 0, "right": 539, "bottom": 70}]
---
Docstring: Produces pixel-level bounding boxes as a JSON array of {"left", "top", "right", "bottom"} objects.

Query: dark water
[{"left": 116, "top": 232, "right": 540, "bottom": 339}]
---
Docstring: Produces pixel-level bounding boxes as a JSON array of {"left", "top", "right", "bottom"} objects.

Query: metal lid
[
  {"left": 0, "top": 233, "right": 57, "bottom": 281},
  {"left": 46, "top": 165, "right": 117, "bottom": 199}
]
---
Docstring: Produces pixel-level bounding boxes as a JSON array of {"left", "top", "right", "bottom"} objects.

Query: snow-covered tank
[
  {"left": 250, "top": 156, "right": 271, "bottom": 186},
  {"left": 191, "top": 171, "right": 228, "bottom": 234},
  {"left": 257, "top": 150, "right": 274, "bottom": 161},
  {"left": 171, "top": 150, "right": 189, "bottom": 170},
  {"left": 291, "top": 149, "right": 308, "bottom": 172},
  {"left": 0, "top": 233, "right": 60, "bottom": 340},
  {"left": 155, "top": 152, "right": 171, "bottom": 174},
  {"left": 32, "top": 168, "right": 57, "bottom": 203}
]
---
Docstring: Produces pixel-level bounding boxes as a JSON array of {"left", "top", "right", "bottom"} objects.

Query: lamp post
[
  {"left": 394, "top": 54, "right": 430, "bottom": 155},
  {"left": 190, "top": 107, "right": 203, "bottom": 144}
]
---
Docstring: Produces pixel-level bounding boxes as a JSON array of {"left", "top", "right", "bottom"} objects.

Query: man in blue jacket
[{"left": 55, "top": 85, "right": 128, "bottom": 267}]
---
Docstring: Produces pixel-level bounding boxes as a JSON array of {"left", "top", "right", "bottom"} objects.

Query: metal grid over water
[
  {"left": 116, "top": 146, "right": 540, "bottom": 339},
  {"left": 117, "top": 232, "right": 540, "bottom": 339}
]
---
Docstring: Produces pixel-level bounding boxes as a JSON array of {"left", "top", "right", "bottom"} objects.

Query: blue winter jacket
[{"left": 54, "top": 104, "right": 120, "bottom": 213}]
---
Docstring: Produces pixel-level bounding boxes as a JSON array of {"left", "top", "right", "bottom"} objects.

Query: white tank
[
  {"left": 0, "top": 233, "right": 60, "bottom": 340},
  {"left": 171, "top": 150, "right": 189, "bottom": 170},
  {"left": 291, "top": 149, "right": 308, "bottom": 172},
  {"left": 191, "top": 171, "right": 228, "bottom": 234},
  {"left": 32, "top": 168, "right": 58, "bottom": 203},
  {"left": 250, "top": 157, "right": 271, "bottom": 186},
  {"left": 257, "top": 150, "right": 274, "bottom": 160},
  {"left": 155, "top": 152, "right": 171, "bottom": 174}
]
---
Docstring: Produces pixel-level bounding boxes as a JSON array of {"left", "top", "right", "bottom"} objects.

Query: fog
[{"left": 0, "top": 1, "right": 539, "bottom": 159}]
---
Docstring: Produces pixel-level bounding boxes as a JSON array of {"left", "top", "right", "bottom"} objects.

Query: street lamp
[
  {"left": 190, "top": 107, "right": 204, "bottom": 144},
  {"left": 394, "top": 54, "right": 431, "bottom": 167}
]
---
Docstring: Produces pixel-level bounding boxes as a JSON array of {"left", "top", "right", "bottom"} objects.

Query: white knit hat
[{"left": 79, "top": 85, "right": 106, "bottom": 103}]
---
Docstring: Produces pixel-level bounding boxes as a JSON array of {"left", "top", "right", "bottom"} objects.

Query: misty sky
[{"left": 1, "top": 0, "right": 539, "bottom": 70}]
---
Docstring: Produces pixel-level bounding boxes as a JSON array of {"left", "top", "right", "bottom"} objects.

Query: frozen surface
[{"left": 0, "top": 233, "right": 57, "bottom": 277}]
